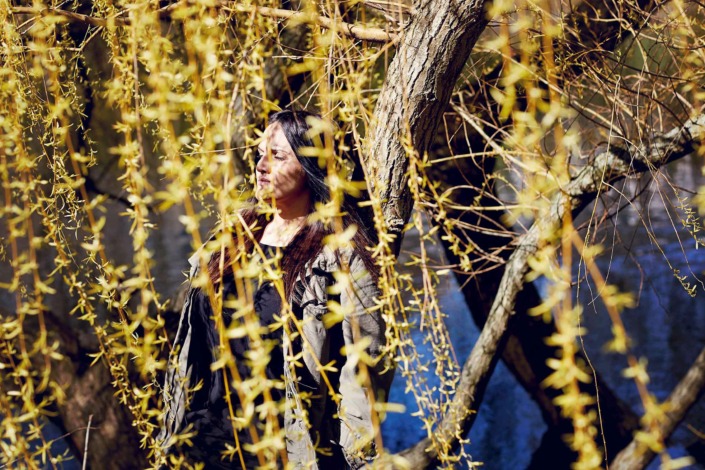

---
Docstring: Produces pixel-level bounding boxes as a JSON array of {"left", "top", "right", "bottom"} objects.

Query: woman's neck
[
  {"left": 260, "top": 210, "right": 309, "bottom": 247},
  {"left": 259, "top": 192, "right": 311, "bottom": 246}
]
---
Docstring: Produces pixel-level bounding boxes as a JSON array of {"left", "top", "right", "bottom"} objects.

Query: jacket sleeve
[
  {"left": 338, "top": 254, "right": 395, "bottom": 468},
  {"left": 156, "top": 285, "right": 198, "bottom": 457},
  {"left": 156, "top": 254, "right": 205, "bottom": 462}
]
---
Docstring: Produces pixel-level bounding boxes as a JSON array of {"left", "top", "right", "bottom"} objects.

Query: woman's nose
[{"left": 256, "top": 153, "right": 269, "bottom": 173}]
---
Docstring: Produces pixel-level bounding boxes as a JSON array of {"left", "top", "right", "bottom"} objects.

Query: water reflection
[{"left": 579, "top": 156, "right": 705, "bottom": 469}]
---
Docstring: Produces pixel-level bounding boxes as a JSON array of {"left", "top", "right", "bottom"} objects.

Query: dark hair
[{"left": 208, "top": 110, "right": 378, "bottom": 300}]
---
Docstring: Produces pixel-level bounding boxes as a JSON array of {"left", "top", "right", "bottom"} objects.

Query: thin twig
[
  {"left": 82, "top": 414, "right": 93, "bottom": 470},
  {"left": 9, "top": 3, "right": 398, "bottom": 43},
  {"left": 10, "top": 6, "right": 118, "bottom": 27}
]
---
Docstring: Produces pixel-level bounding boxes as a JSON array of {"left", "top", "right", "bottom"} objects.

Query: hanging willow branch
[{"left": 3, "top": 0, "right": 704, "bottom": 466}]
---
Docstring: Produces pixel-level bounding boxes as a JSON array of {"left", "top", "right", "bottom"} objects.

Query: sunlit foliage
[{"left": 1, "top": 0, "right": 704, "bottom": 468}]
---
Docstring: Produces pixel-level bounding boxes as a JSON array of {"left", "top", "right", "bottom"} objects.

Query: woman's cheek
[{"left": 294, "top": 166, "right": 307, "bottom": 189}]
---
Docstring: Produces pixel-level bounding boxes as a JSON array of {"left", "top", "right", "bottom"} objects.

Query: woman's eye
[{"left": 255, "top": 150, "right": 285, "bottom": 161}]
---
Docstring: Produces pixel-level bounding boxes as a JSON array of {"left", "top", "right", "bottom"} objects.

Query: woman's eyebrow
[{"left": 258, "top": 145, "right": 290, "bottom": 153}]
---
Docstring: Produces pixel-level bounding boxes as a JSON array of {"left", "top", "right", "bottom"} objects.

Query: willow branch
[
  {"left": 221, "top": 5, "right": 397, "bottom": 43},
  {"left": 610, "top": 346, "right": 705, "bottom": 469},
  {"left": 9, "top": 4, "right": 397, "bottom": 43},
  {"left": 10, "top": 6, "right": 116, "bottom": 27},
  {"left": 397, "top": 113, "right": 705, "bottom": 468}
]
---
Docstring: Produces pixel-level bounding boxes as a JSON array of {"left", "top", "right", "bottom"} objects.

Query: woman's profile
[{"left": 157, "top": 110, "right": 394, "bottom": 469}]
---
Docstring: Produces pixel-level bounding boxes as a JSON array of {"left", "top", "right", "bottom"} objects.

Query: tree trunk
[{"left": 365, "top": 0, "right": 490, "bottom": 245}]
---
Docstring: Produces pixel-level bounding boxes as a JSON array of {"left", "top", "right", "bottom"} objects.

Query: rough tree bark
[
  {"left": 365, "top": 0, "right": 490, "bottom": 245},
  {"left": 411, "top": 0, "right": 665, "bottom": 459},
  {"left": 359, "top": 0, "right": 642, "bottom": 464},
  {"left": 47, "top": 314, "right": 147, "bottom": 470}
]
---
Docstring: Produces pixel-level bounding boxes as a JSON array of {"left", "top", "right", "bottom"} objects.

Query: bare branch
[
  {"left": 221, "top": 5, "right": 398, "bottom": 43},
  {"left": 9, "top": 4, "right": 397, "bottom": 43},
  {"left": 610, "top": 346, "right": 705, "bottom": 470},
  {"left": 570, "top": 114, "right": 705, "bottom": 198},
  {"left": 82, "top": 415, "right": 93, "bottom": 470},
  {"left": 10, "top": 6, "right": 115, "bottom": 27},
  {"left": 397, "top": 112, "right": 705, "bottom": 467}
]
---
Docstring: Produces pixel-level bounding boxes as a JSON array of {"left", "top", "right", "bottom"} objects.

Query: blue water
[{"left": 381, "top": 239, "right": 545, "bottom": 469}]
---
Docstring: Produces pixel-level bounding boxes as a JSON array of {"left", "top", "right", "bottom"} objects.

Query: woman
[{"left": 158, "top": 110, "right": 394, "bottom": 469}]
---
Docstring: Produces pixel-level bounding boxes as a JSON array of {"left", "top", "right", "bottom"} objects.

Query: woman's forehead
[{"left": 258, "top": 122, "right": 293, "bottom": 152}]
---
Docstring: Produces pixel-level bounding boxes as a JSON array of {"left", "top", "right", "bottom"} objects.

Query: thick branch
[
  {"left": 10, "top": 3, "right": 396, "bottom": 43},
  {"left": 569, "top": 114, "right": 705, "bottom": 196},
  {"left": 610, "top": 346, "right": 705, "bottom": 470},
  {"left": 10, "top": 6, "right": 122, "bottom": 27},
  {"left": 397, "top": 114, "right": 705, "bottom": 467},
  {"left": 10, "top": 7, "right": 114, "bottom": 27},
  {"left": 365, "top": 0, "right": 490, "bottom": 243},
  {"left": 222, "top": 5, "right": 397, "bottom": 42},
  {"left": 397, "top": 178, "right": 552, "bottom": 467}
]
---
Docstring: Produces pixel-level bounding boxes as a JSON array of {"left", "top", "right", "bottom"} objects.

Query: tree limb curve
[
  {"left": 365, "top": 0, "right": 491, "bottom": 246},
  {"left": 611, "top": 345, "right": 705, "bottom": 469}
]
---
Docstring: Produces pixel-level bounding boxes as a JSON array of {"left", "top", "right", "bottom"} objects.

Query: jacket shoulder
[{"left": 308, "top": 245, "right": 368, "bottom": 274}]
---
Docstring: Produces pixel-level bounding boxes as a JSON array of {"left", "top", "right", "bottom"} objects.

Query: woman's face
[{"left": 255, "top": 122, "right": 309, "bottom": 204}]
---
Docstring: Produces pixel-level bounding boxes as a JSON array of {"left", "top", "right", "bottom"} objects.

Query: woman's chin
[{"left": 256, "top": 187, "right": 276, "bottom": 202}]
